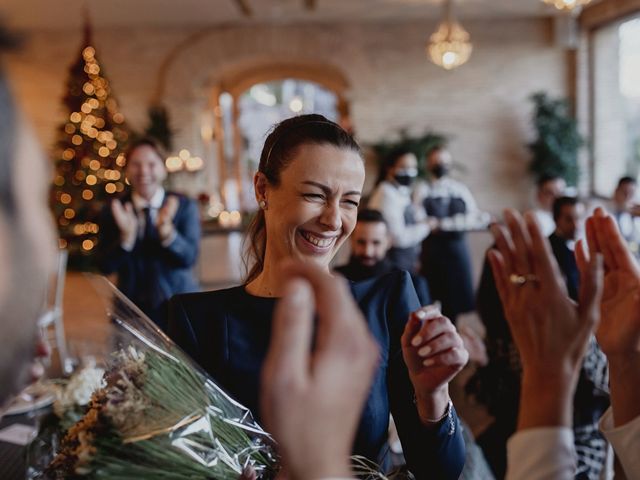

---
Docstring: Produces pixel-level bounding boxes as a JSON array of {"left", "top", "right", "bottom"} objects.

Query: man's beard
[{"left": 348, "top": 256, "right": 393, "bottom": 281}]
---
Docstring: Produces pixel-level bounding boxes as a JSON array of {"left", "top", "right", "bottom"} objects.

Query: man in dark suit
[
  {"left": 548, "top": 196, "right": 582, "bottom": 300},
  {"left": 335, "top": 209, "right": 431, "bottom": 306},
  {"left": 97, "top": 138, "right": 200, "bottom": 330}
]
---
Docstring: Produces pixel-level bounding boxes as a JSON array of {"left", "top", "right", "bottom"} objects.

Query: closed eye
[
  {"left": 303, "top": 193, "right": 325, "bottom": 201},
  {"left": 342, "top": 199, "right": 359, "bottom": 208}
]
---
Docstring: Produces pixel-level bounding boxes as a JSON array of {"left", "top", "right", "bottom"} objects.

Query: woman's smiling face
[{"left": 260, "top": 142, "right": 365, "bottom": 269}]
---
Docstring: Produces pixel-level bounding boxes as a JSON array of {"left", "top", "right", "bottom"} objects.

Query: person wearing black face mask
[
  {"left": 368, "top": 148, "right": 435, "bottom": 273},
  {"left": 415, "top": 146, "right": 487, "bottom": 322},
  {"left": 334, "top": 209, "right": 431, "bottom": 305}
]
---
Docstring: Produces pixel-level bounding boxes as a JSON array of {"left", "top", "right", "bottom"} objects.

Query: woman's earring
[{"left": 259, "top": 200, "right": 267, "bottom": 210}]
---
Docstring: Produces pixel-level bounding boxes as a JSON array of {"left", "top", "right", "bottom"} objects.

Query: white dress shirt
[
  {"left": 368, "top": 181, "right": 430, "bottom": 249},
  {"left": 532, "top": 208, "right": 556, "bottom": 237},
  {"left": 413, "top": 177, "right": 488, "bottom": 231},
  {"left": 121, "top": 188, "right": 176, "bottom": 251},
  {"left": 506, "top": 410, "right": 640, "bottom": 480},
  {"left": 600, "top": 409, "right": 640, "bottom": 480},
  {"left": 506, "top": 427, "right": 576, "bottom": 480}
]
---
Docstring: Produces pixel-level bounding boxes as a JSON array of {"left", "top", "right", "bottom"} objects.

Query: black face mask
[
  {"left": 394, "top": 174, "right": 414, "bottom": 187},
  {"left": 430, "top": 164, "right": 448, "bottom": 179}
]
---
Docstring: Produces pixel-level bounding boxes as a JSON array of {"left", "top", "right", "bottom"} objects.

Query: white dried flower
[{"left": 54, "top": 366, "right": 106, "bottom": 417}]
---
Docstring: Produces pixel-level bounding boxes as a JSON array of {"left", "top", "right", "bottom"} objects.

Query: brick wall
[{"left": 7, "top": 17, "right": 568, "bottom": 213}]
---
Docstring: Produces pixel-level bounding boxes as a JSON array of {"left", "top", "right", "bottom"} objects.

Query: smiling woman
[
  {"left": 245, "top": 114, "right": 364, "bottom": 291},
  {"left": 167, "top": 114, "right": 467, "bottom": 479}
]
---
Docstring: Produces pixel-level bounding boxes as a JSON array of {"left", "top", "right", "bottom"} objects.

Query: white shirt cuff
[
  {"left": 506, "top": 427, "right": 576, "bottom": 480},
  {"left": 599, "top": 408, "right": 640, "bottom": 480}
]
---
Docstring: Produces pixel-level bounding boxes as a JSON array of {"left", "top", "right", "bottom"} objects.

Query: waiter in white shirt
[
  {"left": 368, "top": 148, "right": 432, "bottom": 273},
  {"left": 416, "top": 146, "right": 487, "bottom": 321},
  {"left": 609, "top": 176, "right": 640, "bottom": 258},
  {"left": 532, "top": 173, "right": 566, "bottom": 237}
]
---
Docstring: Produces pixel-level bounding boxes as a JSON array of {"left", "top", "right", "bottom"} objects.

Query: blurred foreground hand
[{"left": 261, "top": 260, "right": 379, "bottom": 480}]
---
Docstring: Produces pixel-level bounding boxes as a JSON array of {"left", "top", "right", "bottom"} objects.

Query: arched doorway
[{"left": 206, "top": 61, "right": 351, "bottom": 213}]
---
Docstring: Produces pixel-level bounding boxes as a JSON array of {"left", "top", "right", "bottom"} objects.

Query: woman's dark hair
[
  {"left": 374, "top": 147, "right": 415, "bottom": 186},
  {"left": 244, "top": 114, "right": 361, "bottom": 283}
]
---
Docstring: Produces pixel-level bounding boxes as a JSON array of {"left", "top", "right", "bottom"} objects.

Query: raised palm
[
  {"left": 598, "top": 268, "right": 640, "bottom": 355},
  {"left": 582, "top": 209, "right": 640, "bottom": 358},
  {"left": 490, "top": 210, "right": 600, "bottom": 376}
]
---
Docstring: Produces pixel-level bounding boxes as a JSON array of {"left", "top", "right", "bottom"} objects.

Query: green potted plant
[{"left": 528, "top": 91, "right": 585, "bottom": 186}]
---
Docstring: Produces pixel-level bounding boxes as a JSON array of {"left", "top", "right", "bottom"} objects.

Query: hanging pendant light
[
  {"left": 541, "top": 0, "right": 593, "bottom": 12},
  {"left": 427, "top": 0, "right": 472, "bottom": 71}
]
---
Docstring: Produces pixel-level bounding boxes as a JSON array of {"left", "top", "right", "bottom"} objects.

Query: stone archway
[{"left": 208, "top": 60, "right": 352, "bottom": 208}]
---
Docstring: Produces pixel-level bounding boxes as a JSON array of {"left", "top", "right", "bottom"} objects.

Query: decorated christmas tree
[{"left": 50, "top": 21, "right": 130, "bottom": 269}]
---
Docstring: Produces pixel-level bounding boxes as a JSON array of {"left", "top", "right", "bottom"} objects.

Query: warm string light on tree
[{"left": 50, "top": 20, "right": 130, "bottom": 269}]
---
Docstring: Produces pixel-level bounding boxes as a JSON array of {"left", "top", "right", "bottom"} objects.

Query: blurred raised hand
[
  {"left": 579, "top": 207, "right": 640, "bottom": 427},
  {"left": 261, "top": 260, "right": 379, "bottom": 480},
  {"left": 580, "top": 208, "right": 640, "bottom": 360},
  {"left": 488, "top": 209, "right": 603, "bottom": 429}
]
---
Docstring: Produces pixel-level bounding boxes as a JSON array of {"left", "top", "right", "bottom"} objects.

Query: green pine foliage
[
  {"left": 50, "top": 34, "right": 130, "bottom": 270},
  {"left": 528, "top": 91, "right": 584, "bottom": 186}
]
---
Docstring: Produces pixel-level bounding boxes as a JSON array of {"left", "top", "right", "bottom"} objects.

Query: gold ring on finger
[{"left": 509, "top": 273, "right": 539, "bottom": 286}]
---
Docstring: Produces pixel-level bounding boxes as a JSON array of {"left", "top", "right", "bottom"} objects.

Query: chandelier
[
  {"left": 427, "top": 0, "right": 472, "bottom": 70},
  {"left": 541, "top": 0, "right": 593, "bottom": 12}
]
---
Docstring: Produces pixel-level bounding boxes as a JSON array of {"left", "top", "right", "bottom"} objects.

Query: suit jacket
[
  {"left": 334, "top": 257, "right": 432, "bottom": 306},
  {"left": 168, "top": 271, "right": 465, "bottom": 480},
  {"left": 548, "top": 232, "right": 579, "bottom": 301},
  {"left": 97, "top": 190, "right": 200, "bottom": 329}
]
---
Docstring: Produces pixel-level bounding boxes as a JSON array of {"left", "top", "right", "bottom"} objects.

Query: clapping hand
[
  {"left": 580, "top": 208, "right": 640, "bottom": 359},
  {"left": 261, "top": 260, "right": 379, "bottom": 480},
  {"left": 488, "top": 209, "right": 603, "bottom": 429},
  {"left": 111, "top": 199, "right": 138, "bottom": 246},
  {"left": 401, "top": 306, "right": 468, "bottom": 424},
  {"left": 157, "top": 196, "right": 179, "bottom": 243},
  {"left": 579, "top": 207, "right": 640, "bottom": 426}
]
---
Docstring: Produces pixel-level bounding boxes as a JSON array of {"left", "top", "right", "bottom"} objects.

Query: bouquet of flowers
[{"left": 43, "top": 277, "right": 277, "bottom": 480}]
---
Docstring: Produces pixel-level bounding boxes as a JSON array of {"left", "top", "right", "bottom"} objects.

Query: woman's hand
[
  {"left": 580, "top": 207, "right": 640, "bottom": 426},
  {"left": 401, "top": 306, "right": 468, "bottom": 424},
  {"left": 581, "top": 208, "right": 640, "bottom": 360},
  {"left": 488, "top": 209, "right": 603, "bottom": 429},
  {"left": 261, "top": 260, "right": 379, "bottom": 480}
]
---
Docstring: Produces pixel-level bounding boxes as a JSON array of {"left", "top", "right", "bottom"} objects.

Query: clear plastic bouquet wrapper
[{"left": 44, "top": 276, "right": 278, "bottom": 480}]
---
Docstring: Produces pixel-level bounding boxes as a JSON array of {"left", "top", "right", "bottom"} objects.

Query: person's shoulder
[
  {"left": 446, "top": 177, "right": 471, "bottom": 191},
  {"left": 167, "top": 191, "right": 196, "bottom": 206},
  {"left": 350, "top": 269, "right": 413, "bottom": 301},
  {"left": 171, "top": 285, "right": 245, "bottom": 313},
  {"left": 370, "top": 181, "right": 396, "bottom": 196}
]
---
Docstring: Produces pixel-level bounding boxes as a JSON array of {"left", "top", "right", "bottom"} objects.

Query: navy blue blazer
[
  {"left": 168, "top": 270, "right": 465, "bottom": 479},
  {"left": 548, "top": 232, "right": 580, "bottom": 301},
  {"left": 97, "top": 191, "right": 200, "bottom": 329}
]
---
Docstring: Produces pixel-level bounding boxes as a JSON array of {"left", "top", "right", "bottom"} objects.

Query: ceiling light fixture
[
  {"left": 541, "top": 0, "right": 593, "bottom": 12},
  {"left": 427, "top": 0, "right": 472, "bottom": 71}
]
